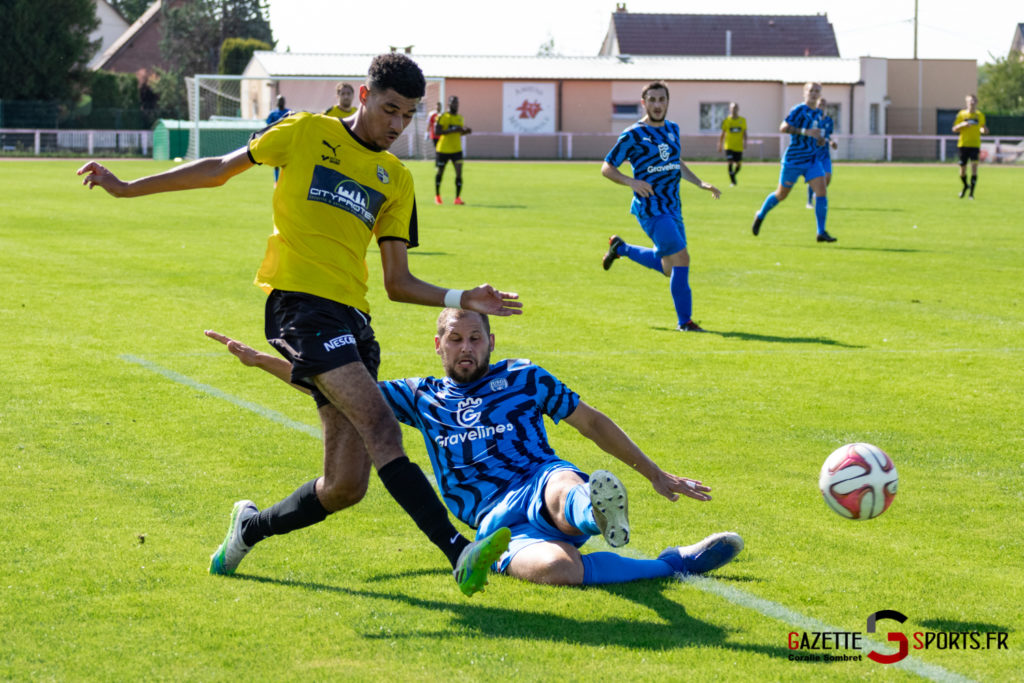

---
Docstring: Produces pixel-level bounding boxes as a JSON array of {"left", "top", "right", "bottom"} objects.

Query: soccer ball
[{"left": 819, "top": 443, "right": 898, "bottom": 520}]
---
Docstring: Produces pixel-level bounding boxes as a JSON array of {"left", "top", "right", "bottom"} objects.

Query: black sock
[
  {"left": 455, "top": 177, "right": 463, "bottom": 198},
  {"left": 961, "top": 175, "right": 968, "bottom": 189},
  {"left": 970, "top": 175, "right": 977, "bottom": 193},
  {"left": 378, "top": 456, "right": 469, "bottom": 568},
  {"left": 242, "top": 478, "right": 329, "bottom": 546}
]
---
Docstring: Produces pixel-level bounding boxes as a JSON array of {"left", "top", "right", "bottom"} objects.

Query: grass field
[{"left": 1, "top": 158, "right": 1022, "bottom": 681}]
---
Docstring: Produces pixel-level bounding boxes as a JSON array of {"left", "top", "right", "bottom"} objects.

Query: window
[
  {"left": 613, "top": 103, "right": 640, "bottom": 118},
  {"left": 699, "top": 103, "right": 730, "bottom": 131},
  {"left": 869, "top": 103, "right": 880, "bottom": 135},
  {"left": 823, "top": 103, "right": 841, "bottom": 133}
]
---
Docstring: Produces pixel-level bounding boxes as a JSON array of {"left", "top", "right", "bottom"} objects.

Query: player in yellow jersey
[
  {"left": 323, "top": 82, "right": 357, "bottom": 118},
  {"left": 717, "top": 102, "right": 747, "bottom": 186},
  {"left": 434, "top": 95, "right": 472, "bottom": 205},
  {"left": 952, "top": 94, "right": 988, "bottom": 199},
  {"left": 76, "top": 53, "right": 521, "bottom": 597}
]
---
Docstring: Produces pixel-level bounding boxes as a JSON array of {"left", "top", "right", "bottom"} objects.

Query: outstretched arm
[
  {"left": 77, "top": 146, "right": 254, "bottom": 198},
  {"left": 378, "top": 239, "right": 522, "bottom": 316},
  {"left": 204, "top": 330, "right": 311, "bottom": 395},
  {"left": 563, "top": 401, "right": 712, "bottom": 502}
]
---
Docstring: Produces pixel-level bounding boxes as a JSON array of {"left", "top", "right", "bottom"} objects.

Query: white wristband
[
  {"left": 800, "top": 128, "right": 807, "bottom": 136},
  {"left": 444, "top": 289, "right": 464, "bottom": 309}
]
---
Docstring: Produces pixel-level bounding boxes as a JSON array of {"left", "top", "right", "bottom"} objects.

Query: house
[
  {"left": 599, "top": 5, "right": 840, "bottom": 58},
  {"left": 1011, "top": 23, "right": 1024, "bottom": 57},
  {"left": 91, "top": 0, "right": 184, "bottom": 77},
  {"left": 87, "top": 0, "right": 131, "bottom": 70}
]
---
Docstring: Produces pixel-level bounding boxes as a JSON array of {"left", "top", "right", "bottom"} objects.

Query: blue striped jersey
[
  {"left": 782, "top": 103, "right": 824, "bottom": 166},
  {"left": 605, "top": 120, "right": 683, "bottom": 219},
  {"left": 814, "top": 114, "right": 834, "bottom": 161},
  {"left": 378, "top": 359, "right": 581, "bottom": 528}
]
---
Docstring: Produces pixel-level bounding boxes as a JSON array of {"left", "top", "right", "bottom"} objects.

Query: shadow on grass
[
  {"left": 653, "top": 326, "right": 863, "bottom": 347},
  {"left": 236, "top": 572, "right": 789, "bottom": 657}
]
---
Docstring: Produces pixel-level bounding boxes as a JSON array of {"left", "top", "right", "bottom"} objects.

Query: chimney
[{"left": 616, "top": 3, "right": 627, "bottom": 12}]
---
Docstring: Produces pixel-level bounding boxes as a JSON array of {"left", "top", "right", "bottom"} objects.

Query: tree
[
  {"left": 108, "top": 0, "right": 151, "bottom": 23},
  {"left": 0, "top": 0, "right": 99, "bottom": 101},
  {"left": 978, "top": 53, "right": 1024, "bottom": 116},
  {"left": 219, "top": 37, "right": 271, "bottom": 75},
  {"left": 537, "top": 35, "right": 560, "bottom": 58}
]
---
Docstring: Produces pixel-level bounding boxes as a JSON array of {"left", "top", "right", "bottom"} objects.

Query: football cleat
[
  {"left": 589, "top": 470, "right": 629, "bottom": 547},
  {"left": 453, "top": 526, "right": 511, "bottom": 597},
  {"left": 751, "top": 215, "right": 763, "bottom": 236},
  {"left": 453, "top": 197, "right": 465, "bottom": 205},
  {"left": 959, "top": 187, "right": 967, "bottom": 199},
  {"left": 816, "top": 232, "right": 838, "bottom": 243},
  {"left": 209, "top": 500, "right": 258, "bottom": 576},
  {"left": 658, "top": 532, "right": 744, "bottom": 575},
  {"left": 677, "top": 320, "right": 705, "bottom": 332},
  {"left": 602, "top": 235, "right": 625, "bottom": 270},
  {"left": 434, "top": 195, "right": 443, "bottom": 205}
]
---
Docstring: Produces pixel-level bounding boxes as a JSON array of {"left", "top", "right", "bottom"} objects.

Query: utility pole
[{"left": 913, "top": 0, "right": 919, "bottom": 59}]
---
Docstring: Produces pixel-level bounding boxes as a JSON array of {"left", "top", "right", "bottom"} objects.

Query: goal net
[{"left": 185, "top": 74, "right": 445, "bottom": 160}]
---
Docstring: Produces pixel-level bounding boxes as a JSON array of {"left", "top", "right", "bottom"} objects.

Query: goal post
[{"left": 186, "top": 74, "right": 445, "bottom": 160}]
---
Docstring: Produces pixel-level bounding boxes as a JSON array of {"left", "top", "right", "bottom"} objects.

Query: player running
[
  {"left": 718, "top": 102, "right": 747, "bottom": 186},
  {"left": 952, "top": 94, "right": 988, "bottom": 199},
  {"left": 752, "top": 81, "right": 836, "bottom": 243},
  {"left": 77, "top": 53, "right": 520, "bottom": 597},
  {"left": 207, "top": 309, "right": 743, "bottom": 586},
  {"left": 600, "top": 81, "right": 721, "bottom": 333},
  {"left": 434, "top": 95, "right": 471, "bottom": 205},
  {"left": 806, "top": 97, "right": 837, "bottom": 209}
]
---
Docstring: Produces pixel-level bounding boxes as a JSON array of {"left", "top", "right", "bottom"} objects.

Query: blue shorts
[
  {"left": 475, "top": 462, "right": 589, "bottom": 573},
  {"left": 636, "top": 213, "right": 686, "bottom": 257},
  {"left": 819, "top": 155, "right": 832, "bottom": 175},
  {"left": 779, "top": 160, "right": 826, "bottom": 187}
]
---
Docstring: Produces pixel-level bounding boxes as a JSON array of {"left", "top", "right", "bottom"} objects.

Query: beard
[{"left": 447, "top": 350, "right": 491, "bottom": 384}]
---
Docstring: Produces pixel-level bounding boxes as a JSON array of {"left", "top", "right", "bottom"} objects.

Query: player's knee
[
  {"left": 318, "top": 475, "right": 369, "bottom": 511},
  {"left": 526, "top": 555, "right": 583, "bottom": 586}
]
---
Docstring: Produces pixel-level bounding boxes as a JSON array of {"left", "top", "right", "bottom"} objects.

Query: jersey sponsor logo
[
  {"left": 434, "top": 422, "right": 516, "bottom": 448},
  {"left": 308, "top": 166, "right": 386, "bottom": 229},
  {"left": 323, "top": 333, "right": 355, "bottom": 351},
  {"left": 455, "top": 397, "right": 483, "bottom": 427},
  {"left": 730, "top": 126, "right": 743, "bottom": 133},
  {"left": 646, "top": 162, "right": 681, "bottom": 173},
  {"left": 376, "top": 164, "right": 390, "bottom": 184},
  {"left": 489, "top": 378, "right": 508, "bottom": 392},
  {"left": 658, "top": 142, "right": 671, "bottom": 161}
]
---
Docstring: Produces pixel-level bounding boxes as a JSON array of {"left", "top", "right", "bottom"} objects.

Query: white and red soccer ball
[{"left": 819, "top": 443, "right": 898, "bottom": 520}]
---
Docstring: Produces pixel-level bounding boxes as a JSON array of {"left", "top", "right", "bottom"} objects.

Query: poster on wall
[{"left": 502, "top": 82, "right": 556, "bottom": 134}]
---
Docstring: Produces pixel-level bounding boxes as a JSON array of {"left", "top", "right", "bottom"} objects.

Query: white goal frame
[{"left": 186, "top": 74, "right": 446, "bottom": 161}]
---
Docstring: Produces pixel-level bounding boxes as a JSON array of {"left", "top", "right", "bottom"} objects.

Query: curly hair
[{"left": 367, "top": 53, "right": 426, "bottom": 99}]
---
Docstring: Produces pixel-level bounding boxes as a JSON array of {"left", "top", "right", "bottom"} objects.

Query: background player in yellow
[
  {"left": 434, "top": 95, "right": 472, "bottom": 205},
  {"left": 76, "top": 53, "right": 521, "bottom": 597},
  {"left": 324, "top": 82, "right": 357, "bottom": 118},
  {"left": 952, "top": 94, "right": 988, "bottom": 199},
  {"left": 717, "top": 102, "right": 747, "bottom": 186}
]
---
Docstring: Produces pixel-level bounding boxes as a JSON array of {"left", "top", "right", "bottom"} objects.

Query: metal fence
[{"left": 0, "top": 129, "right": 152, "bottom": 156}]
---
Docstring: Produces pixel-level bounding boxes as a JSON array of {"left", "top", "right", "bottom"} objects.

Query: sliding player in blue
[
  {"left": 806, "top": 97, "right": 838, "bottom": 209},
  {"left": 752, "top": 81, "right": 837, "bottom": 243},
  {"left": 601, "top": 81, "right": 721, "bottom": 333},
  {"left": 207, "top": 309, "right": 743, "bottom": 586}
]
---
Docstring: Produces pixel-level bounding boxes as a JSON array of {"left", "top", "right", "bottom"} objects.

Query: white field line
[{"left": 123, "top": 354, "right": 979, "bottom": 683}]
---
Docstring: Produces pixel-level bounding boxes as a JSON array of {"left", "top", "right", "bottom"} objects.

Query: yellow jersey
[
  {"left": 324, "top": 105, "right": 358, "bottom": 118},
  {"left": 435, "top": 112, "right": 465, "bottom": 154},
  {"left": 248, "top": 112, "right": 417, "bottom": 314},
  {"left": 721, "top": 116, "right": 747, "bottom": 152},
  {"left": 954, "top": 109, "right": 985, "bottom": 148}
]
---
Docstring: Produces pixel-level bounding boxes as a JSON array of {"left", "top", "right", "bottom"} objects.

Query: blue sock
[
  {"left": 757, "top": 193, "right": 779, "bottom": 219},
  {"left": 807, "top": 185, "right": 814, "bottom": 205},
  {"left": 670, "top": 266, "right": 692, "bottom": 326},
  {"left": 581, "top": 552, "right": 676, "bottom": 585},
  {"left": 815, "top": 196, "right": 828, "bottom": 235},
  {"left": 563, "top": 483, "right": 600, "bottom": 536},
  {"left": 618, "top": 242, "right": 662, "bottom": 272}
]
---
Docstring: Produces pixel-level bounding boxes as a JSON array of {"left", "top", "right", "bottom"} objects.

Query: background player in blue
[
  {"left": 751, "top": 82, "right": 837, "bottom": 243},
  {"left": 806, "top": 96, "right": 838, "bottom": 209},
  {"left": 206, "top": 310, "right": 743, "bottom": 586},
  {"left": 264, "top": 95, "right": 291, "bottom": 186},
  {"left": 600, "top": 81, "right": 721, "bottom": 333}
]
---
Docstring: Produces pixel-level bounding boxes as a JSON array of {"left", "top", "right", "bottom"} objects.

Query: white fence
[{"left": 0, "top": 129, "right": 152, "bottom": 156}]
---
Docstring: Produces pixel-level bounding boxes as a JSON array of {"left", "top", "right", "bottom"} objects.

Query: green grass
[{"left": 1, "top": 158, "right": 1021, "bottom": 681}]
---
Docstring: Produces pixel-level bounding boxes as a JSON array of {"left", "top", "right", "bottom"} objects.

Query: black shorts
[
  {"left": 725, "top": 150, "right": 743, "bottom": 162},
  {"left": 958, "top": 147, "right": 980, "bottom": 165},
  {"left": 265, "top": 289, "right": 381, "bottom": 408},
  {"left": 436, "top": 151, "right": 464, "bottom": 167}
]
